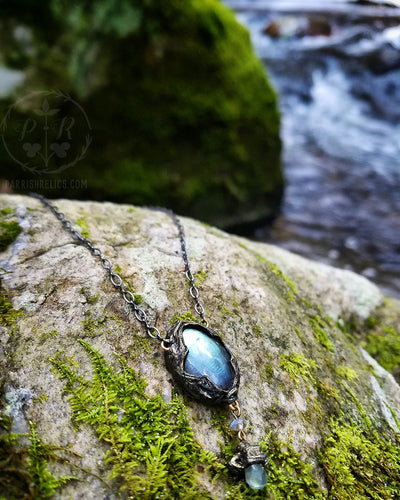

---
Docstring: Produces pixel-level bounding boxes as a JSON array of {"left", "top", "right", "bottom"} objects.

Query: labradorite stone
[
  {"left": 230, "top": 418, "right": 244, "bottom": 431},
  {"left": 245, "top": 463, "right": 268, "bottom": 490},
  {"left": 182, "top": 327, "right": 235, "bottom": 389}
]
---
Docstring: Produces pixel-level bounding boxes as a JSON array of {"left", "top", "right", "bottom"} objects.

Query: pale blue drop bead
[
  {"left": 245, "top": 463, "right": 268, "bottom": 490},
  {"left": 230, "top": 418, "right": 244, "bottom": 431},
  {"left": 182, "top": 327, "right": 235, "bottom": 389}
]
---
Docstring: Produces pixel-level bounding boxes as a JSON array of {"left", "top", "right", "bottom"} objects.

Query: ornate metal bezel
[
  {"left": 229, "top": 442, "right": 269, "bottom": 475},
  {"left": 164, "top": 320, "right": 240, "bottom": 404}
]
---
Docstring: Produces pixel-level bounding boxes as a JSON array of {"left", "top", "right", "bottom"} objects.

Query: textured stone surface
[{"left": 1, "top": 193, "right": 400, "bottom": 499}]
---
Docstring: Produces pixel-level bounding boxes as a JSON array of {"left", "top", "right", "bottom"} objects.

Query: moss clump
[
  {"left": 1, "top": 0, "right": 282, "bottom": 229},
  {"left": 170, "top": 311, "right": 200, "bottom": 325},
  {"left": 50, "top": 340, "right": 220, "bottom": 498},
  {"left": 254, "top": 253, "right": 299, "bottom": 296},
  {"left": 0, "top": 208, "right": 14, "bottom": 216},
  {"left": 316, "top": 380, "right": 340, "bottom": 401},
  {"left": 28, "top": 422, "right": 77, "bottom": 498},
  {"left": 309, "top": 316, "right": 334, "bottom": 352},
  {"left": 364, "top": 325, "right": 400, "bottom": 380},
  {"left": 0, "top": 413, "right": 29, "bottom": 498},
  {"left": 81, "top": 314, "right": 107, "bottom": 338},
  {"left": 0, "top": 415, "right": 76, "bottom": 499},
  {"left": 334, "top": 365, "right": 358, "bottom": 382},
  {"left": 80, "top": 287, "right": 99, "bottom": 305},
  {"left": 0, "top": 220, "right": 21, "bottom": 251},
  {"left": 193, "top": 269, "right": 207, "bottom": 288},
  {"left": 321, "top": 416, "right": 400, "bottom": 500},
  {"left": 0, "top": 284, "right": 23, "bottom": 332},
  {"left": 128, "top": 335, "right": 154, "bottom": 359},
  {"left": 218, "top": 304, "right": 232, "bottom": 317},
  {"left": 279, "top": 352, "right": 316, "bottom": 388},
  {"left": 263, "top": 362, "right": 274, "bottom": 383},
  {"left": 251, "top": 322, "right": 263, "bottom": 338},
  {"left": 39, "top": 330, "right": 59, "bottom": 340},
  {"left": 75, "top": 217, "right": 90, "bottom": 239}
]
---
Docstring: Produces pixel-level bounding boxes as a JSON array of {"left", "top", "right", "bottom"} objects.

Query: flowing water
[{"left": 226, "top": 0, "right": 400, "bottom": 299}]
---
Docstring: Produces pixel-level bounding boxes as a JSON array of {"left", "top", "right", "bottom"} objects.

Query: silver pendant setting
[{"left": 164, "top": 321, "right": 240, "bottom": 404}]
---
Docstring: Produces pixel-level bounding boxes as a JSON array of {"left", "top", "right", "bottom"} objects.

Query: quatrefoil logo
[{"left": 0, "top": 90, "right": 92, "bottom": 174}]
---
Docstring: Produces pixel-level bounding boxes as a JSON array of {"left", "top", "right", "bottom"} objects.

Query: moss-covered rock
[
  {"left": 0, "top": 207, "right": 21, "bottom": 252},
  {"left": 0, "top": 0, "right": 282, "bottom": 229},
  {"left": 1, "top": 193, "right": 400, "bottom": 499}
]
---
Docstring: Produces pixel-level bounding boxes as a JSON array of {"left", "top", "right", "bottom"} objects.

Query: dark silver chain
[
  {"left": 147, "top": 207, "right": 207, "bottom": 325},
  {"left": 30, "top": 193, "right": 207, "bottom": 343}
]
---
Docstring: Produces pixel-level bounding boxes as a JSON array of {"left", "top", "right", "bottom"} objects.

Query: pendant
[
  {"left": 229, "top": 442, "right": 269, "bottom": 490},
  {"left": 164, "top": 321, "right": 240, "bottom": 404}
]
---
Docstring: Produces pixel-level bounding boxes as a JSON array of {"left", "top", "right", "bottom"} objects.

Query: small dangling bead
[
  {"left": 230, "top": 418, "right": 244, "bottom": 431},
  {"left": 245, "top": 463, "right": 268, "bottom": 490}
]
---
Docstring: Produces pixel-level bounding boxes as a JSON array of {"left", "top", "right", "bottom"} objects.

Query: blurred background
[{"left": 0, "top": 0, "right": 399, "bottom": 299}]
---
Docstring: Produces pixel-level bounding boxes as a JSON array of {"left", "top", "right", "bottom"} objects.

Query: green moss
[
  {"left": 232, "top": 299, "right": 240, "bottom": 309},
  {"left": 316, "top": 380, "right": 340, "bottom": 401},
  {"left": 364, "top": 325, "right": 400, "bottom": 379},
  {"left": 254, "top": 253, "right": 298, "bottom": 295},
  {"left": 170, "top": 311, "right": 200, "bottom": 325},
  {"left": 0, "top": 413, "right": 28, "bottom": 498},
  {"left": 0, "top": 285, "right": 23, "bottom": 333},
  {"left": 321, "top": 416, "right": 400, "bottom": 499},
  {"left": 114, "top": 265, "right": 123, "bottom": 275},
  {"left": 263, "top": 363, "right": 274, "bottom": 383},
  {"left": 128, "top": 335, "right": 154, "bottom": 359},
  {"left": 39, "top": 330, "right": 59, "bottom": 339},
  {"left": 251, "top": 322, "right": 263, "bottom": 338},
  {"left": 0, "top": 414, "right": 76, "bottom": 499},
  {"left": 81, "top": 314, "right": 107, "bottom": 338},
  {"left": 28, "top": 422, "right": 77, "bottom": 498},
  {"left": 193, "top": 269, "right": 207, "bottom": 288},
  {"left": 0, "top": 208, "right": 14, "bottom": 216},
  {"left": 308, "top": 316, "right": 334, "bottom": 352},
  {"left": 80, "top": 287, "right": 99, "bottom": 305},
  {"left": 279, "top": 352, "right": 316, "bottom": 388},
  {"left": 133, "top": 293, "right": 143, "bottom": 305},
  {"left": 334, "top": 365, "right": 358, "bottom": 381},
  {"left": 294, "top": 326, "right": 306, "bottom": 345},
  {"left": 0, "top": 221, "right": 21, "bottom": 252},
  {"left": 75, "top": 218, "right": 90, "bottom": 239},
  {"left": 218, "top": 304, "right": 232, "bottom": 317},
  {"left": 50, "top": 340, "right": 220, "bottom": 498},
  {"left": 33, "top": 390, "right": 50, "bottom": 405}
]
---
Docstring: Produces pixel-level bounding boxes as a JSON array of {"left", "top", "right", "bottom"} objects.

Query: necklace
[{"left": 30, "top": 193, "right": 269, "bottom": 491}]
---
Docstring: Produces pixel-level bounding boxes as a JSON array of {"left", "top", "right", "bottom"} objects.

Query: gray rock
[{"left": 1, "top": 193, "right": 399, "bottom": 499}]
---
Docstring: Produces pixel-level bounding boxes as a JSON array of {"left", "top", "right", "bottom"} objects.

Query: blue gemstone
[
  {"left": 245, "top": 463, "right": 268, "bottom": 490},
  {"left": 182, "top": 327, "right": 235, "bottom": 389}
]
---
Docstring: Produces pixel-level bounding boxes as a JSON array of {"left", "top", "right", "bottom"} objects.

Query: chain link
[
  {"left": 30, "top": 192, "right": 167, "bottom": 343},
  {"left": 147, "top": 207, "right": 207, "bottom": 324}
]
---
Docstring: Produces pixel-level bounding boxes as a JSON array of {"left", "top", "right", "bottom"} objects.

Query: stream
[{"left": 226, "top": 0, "right": 400, "bottom": 299}]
